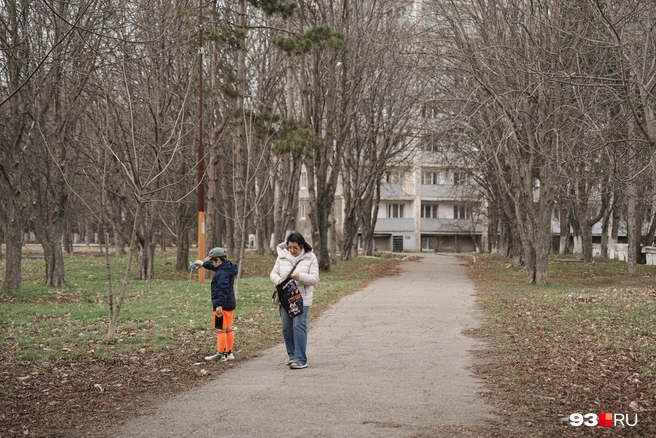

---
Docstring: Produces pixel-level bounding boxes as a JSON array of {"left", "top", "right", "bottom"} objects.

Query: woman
[{"left": 270, "top": 233, "right": 319, "bottom": 369}]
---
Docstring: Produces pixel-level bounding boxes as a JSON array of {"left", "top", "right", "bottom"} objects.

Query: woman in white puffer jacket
[{"left": 270, "top": 233, "right": 319, "bottom": 369}]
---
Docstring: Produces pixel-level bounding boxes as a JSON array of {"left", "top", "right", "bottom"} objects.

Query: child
[{"left": 192, "top": 247, "right": 238, "bottom": 362}]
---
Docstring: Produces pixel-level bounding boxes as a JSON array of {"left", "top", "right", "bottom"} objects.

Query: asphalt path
[{"left": 111, "top": 254, "right": 494, "bottom": 437}]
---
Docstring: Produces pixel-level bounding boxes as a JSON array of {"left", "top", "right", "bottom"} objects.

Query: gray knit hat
[{"left": 208, "top": 247, "right": 226, "bottom": 258}]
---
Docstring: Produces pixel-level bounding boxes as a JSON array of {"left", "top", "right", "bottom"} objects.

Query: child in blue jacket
[{"left": 192, "top": 247, "right": 238, "bottom": 362}]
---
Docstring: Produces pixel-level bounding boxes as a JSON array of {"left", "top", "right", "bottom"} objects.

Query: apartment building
[
  {"left": 292, "top": 0, "right": 484, "bottom": 254},
  {"left": 294, "top": 149, "right": 484, "bottom": 254},
  {"left": 372, "top": 146, "right": 483, "bottom": 253}
]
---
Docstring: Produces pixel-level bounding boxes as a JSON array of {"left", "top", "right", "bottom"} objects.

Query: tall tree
[
  {"left": 432, "top": 0, "right": 601, "bottom": 284},
  {"left": 339, "top": 1, "right": 426, "bottom": 259},
  {"left": 0, "top": 0, "right": 32, "bottom": 293},
  {"left": 29, "top": 0, "right": 107, "bottom": 286},
  {"left": 275, "top": 2, "right": 348, "bottom": 271}
]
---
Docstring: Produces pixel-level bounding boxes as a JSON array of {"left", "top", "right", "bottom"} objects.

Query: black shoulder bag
[{"left": 272, "top": 261, "right": 303, "bottom": 317}]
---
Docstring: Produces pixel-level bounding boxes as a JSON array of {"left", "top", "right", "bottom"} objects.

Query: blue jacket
[{"left": 203, "top": 260, "right": 238, "bottom": 311}]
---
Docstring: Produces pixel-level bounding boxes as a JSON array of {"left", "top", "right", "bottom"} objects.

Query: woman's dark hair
[{"left": 287, "top": 232, "right": 312, "bottom": 252}]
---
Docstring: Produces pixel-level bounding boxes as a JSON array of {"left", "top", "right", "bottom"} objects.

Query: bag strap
[
  {"left": 279, "top": 260, "right": 301, "bottom": 290},
  {"left": 286, "top": 261, "right": 300, "bottom": 279}
]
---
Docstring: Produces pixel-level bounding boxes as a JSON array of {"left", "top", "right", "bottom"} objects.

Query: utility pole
[{"left": 197, "top": 0, "right": 205, "bottom": 283}]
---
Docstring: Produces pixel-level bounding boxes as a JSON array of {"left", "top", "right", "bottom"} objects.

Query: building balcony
[
  {"left": 374, "top": 218, "right": 415, "bottom": 233},
  {"left": 420, "top": 218, "right": 482, "bottom": 234},
  {"left": 419, "top": 150, "right": 460, "bottom": 164},
  {"left": 420, "top": 184, "right": 478, "bottom": 199},
  {"left": 380, "top": 183, "right": 414, "bottom": 199}
]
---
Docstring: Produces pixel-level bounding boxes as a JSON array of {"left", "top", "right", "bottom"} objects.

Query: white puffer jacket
[{"left": 270, "top": 242, "right": 320, "bottom": 306}]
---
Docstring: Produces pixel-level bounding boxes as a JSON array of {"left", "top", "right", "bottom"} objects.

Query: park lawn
[
  {"left": 467, "top": 254, "right": 656, "bottom": 437},
  {"left": 0, "top": 250, "right": 402, "bottom": 438},
  {"left": 7, "top": 250, "right": 653, "bottom": 437}
]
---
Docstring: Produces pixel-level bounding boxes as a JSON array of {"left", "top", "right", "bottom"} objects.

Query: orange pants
[{"left": 214, "top": 310, "right": 234, "bottom": 354}]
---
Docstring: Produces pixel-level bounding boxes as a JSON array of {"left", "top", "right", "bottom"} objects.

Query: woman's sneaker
[
  {"left": 289, "top": 362, "right": 307, "bottom": 369},
  {"left": 205, "top": 352, "right": 227, "bottom": 362},
  {"left": 225, "top": 352, "right": 235, "bottom": 361},
  {"left": 286, "top": 358, "right": 294, "bottom": 366}
]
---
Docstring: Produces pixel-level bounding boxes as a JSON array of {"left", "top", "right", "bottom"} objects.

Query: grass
[
  {"left": 468, "top": 254, "right": 656, "bottom": 437},
  {"left": 1, "top": 251, "right": 400, "bottom": 361},
  {"left": 0, "top": 247, "right": 402, "bottom": 437}
]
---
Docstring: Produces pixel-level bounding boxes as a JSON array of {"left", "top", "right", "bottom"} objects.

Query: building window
[
  {"left": 421, "top": 171, "right": 438, "bottom": 185},
  {"left": 421, "top": 236, "right": 435, "bottom": 251},
  {"left": 388, "top": 203, "right": 404, "bottom": 218},
  {"left": 423, "top": 169, "right": 449, "bottom": 184},
  {"left": 300, "top": 202, "right": 306, "bottom": 220},
  {"left": 453, "top": 171, "right": 469, "bottom": 186},
  {"left": 421, "top": 104, "right": 437, "bottom": 119},
  {"left": 392, "top": 235, "right": 404, "bottom": 252},
  {"left": 385, "top": 171, "right": 404, "bottom": 184},
  {"left": 454, "top": 205, "right": 471, "bottom": 219},
  {"left": 422, "top": 137, "right": 442, "bottom": 153},
  {"left": 300, "top": 172, "right": 307, "bottom": 189},
  {"left": 421, "top": 203, "right": 438, "bottom": 218}
]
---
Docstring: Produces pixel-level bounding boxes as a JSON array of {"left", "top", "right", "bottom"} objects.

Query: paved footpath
[{"left": 111, "top": 254, "right": 494, "bottom": 438}]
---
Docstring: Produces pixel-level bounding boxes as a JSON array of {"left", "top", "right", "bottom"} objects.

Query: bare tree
[
  {"left": 273, "top": 1, "right": 349, "bottom": 271},
  {"left": 85, "top": 0, "right": 197, "bottom": 338},
  {"left": 340, "top": 1, "right": 427, "bottom": 259},
  {"left": 201, "top": 0, "right": 296, "bottom": 273},
  {"left": 0, "top": 0, "right": 31, "bottom": 294},
  {"left": 29, "top": 0, "right": 110, "bottom": 286},
  {"left": 0, "top": 0, "right": 103, "bottom": 291},
  {"left": 430, "top": 0, "right": 610, "bottom": 284},
  {"left": 591, "top": 0, "right": 656, "bottom": 274}
]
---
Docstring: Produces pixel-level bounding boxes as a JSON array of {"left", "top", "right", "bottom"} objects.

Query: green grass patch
[
  {"left": 469, "top": 253, "right": 656, "bottom": 435},
  {"left": 0, "top": 250, "right": 399, "bottom": 363},
  {"left": 1, "top": 249, "right": 402, "bottom": 438}
]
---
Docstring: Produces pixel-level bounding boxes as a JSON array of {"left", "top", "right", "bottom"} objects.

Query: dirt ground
[{"left": 3, "top": 253, "right": 653, "bottom": 437}]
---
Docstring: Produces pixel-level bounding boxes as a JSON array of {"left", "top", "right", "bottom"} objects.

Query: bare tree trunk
[
  {"left": 611, "top": 191, "right": 621, "bottom": 244},
  {"left": 362, "top": 181, "right": 381, "bottom": 256},
  {"left": 1, "top": 206, "right": 24, "bottom": 294},
  {"left": 63, "top": 217, "right": 72, "bottom": 256},
  {"left": 559, "top": 204, "right": 569, "bottom": 255},
  {"left": 254, "top": 173, "right": 274, "bottom": 256},
  {"left": 137, "top": 239, "right": 156, "bottom": 280},
  {"left": 85, "top": 218, "right": 91, "bottom": 246},
  {"left": 33, "top": 177, "right": 68, "bottom": 286},
  {"left": 499, "top": 221, "right": 511, "bottom": 258},
  {"left": 0, "top": 224, "right": 4, "bottom": 261},
  {"left": 522, "top": 241, "right": 537, "bottom": 284},
  {"left": 136, "top": 205, "right": 156, "bottom": 280},
  {"left": 159, "top": 218, "right": 166, "bottom": 252},
  {"left": 206, "top": 148, "right": 220, "bottom": 254},
  {"left": 635, "top": 184, "right": 645, "bottom": 264},
  {"left": 600, "top": 205, "right": 612, "bottom": 259},
  {"left": 175, "top": 221, "right": 189, "bottom": 271},
  {"left": 114, "top": 225, "right": 126, "bottom": 255},
  {"left": 535, "top": 206, "right": 553, "bottom": 285},
  {"left": 330, "top": 216, "right": 338, "bottom": 266},
  {"left": 535, "top": 242, "right": 550, "bottom": 284},
  {"left": 645, "top": 209, "right": 656, "bottom": 248},
  {"left": 341, "top": 204, "right": 358, "bottom": 261},
  {"left": 230, "top": 0, "right": 248, "bottom": 275},
  {"left": 108, "top": 201, "right": 142, "bottom": 340},
  {"left": 34, "top": 224, "right": 67, "bottom": 287},
  {"left": 627, "top": 182, "right": 638, "bottom": 276},
  {"left": 0, "top": 0, "right": 30, "bottom": 294},
  {"left": 580, "top": 218, "right": 594, "bottom": 263},
  {"left": 487, "top": 203, "right": 499, "bottom": 253}
]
